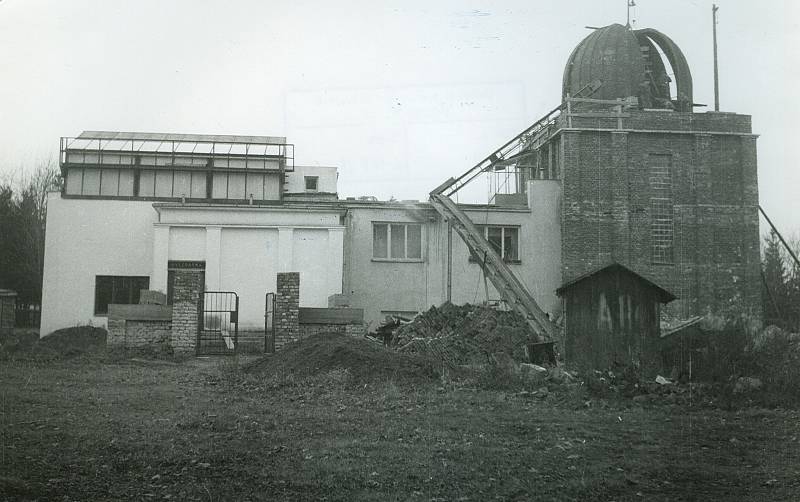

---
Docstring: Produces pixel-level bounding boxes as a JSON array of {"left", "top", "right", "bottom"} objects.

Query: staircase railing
[{"left": 429, "top": 104, "right": 566, "bottom": 343}]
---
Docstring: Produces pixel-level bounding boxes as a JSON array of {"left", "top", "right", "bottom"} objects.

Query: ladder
[{"left": 429, "top": 104, "right": 565, "bottom": 343}]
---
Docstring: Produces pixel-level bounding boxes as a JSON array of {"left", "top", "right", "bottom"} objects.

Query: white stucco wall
[
  {"left": 155, "top": 206, "right": 345, "bottom": 330},
  {"left": 41, "top": 189, "right": 558, "bottom": 338},
  {"left": 285, "top": 166, "right": 338, "bottom": 194},
  {"left": 40, "top": 194, "right": 157, "bottom": 335},
  {"left": 41, "top": 196, "right": 345, "bottom": 336},
  {"left": 343, "top": 194, "right": 563, "bottom": 330},
  {"left": 343, "top": 206, "right": 439, "bottom": 330}
]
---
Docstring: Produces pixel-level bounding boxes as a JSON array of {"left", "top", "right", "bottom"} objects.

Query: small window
[
  {"left": 94, "top": 276, "right": 150, "bottom": 315},
  {"left": 471, "top": 226, "right": 520, "bottom": 262},
  {"left": 372, "top": 223, "right": 423, "bottom": 261},
  {"left": 305, "top": 176, "right": 319, "bottom": 192}
]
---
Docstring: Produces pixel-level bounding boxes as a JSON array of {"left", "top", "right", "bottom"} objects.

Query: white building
[{"left": 41, "top": 131, "right": 562, "bottom": 343}]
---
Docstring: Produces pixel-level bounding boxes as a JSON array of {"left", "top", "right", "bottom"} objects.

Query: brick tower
[{"left": 525, "top": 24, "right": 761, "bottom": 319}]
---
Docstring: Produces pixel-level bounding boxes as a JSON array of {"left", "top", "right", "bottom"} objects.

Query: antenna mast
[
  {"left": 713, "top": 4, "right": 720, "bottom": 111},
  {"left": 626, "top": 0, "right": 636, "bottom": 29}
]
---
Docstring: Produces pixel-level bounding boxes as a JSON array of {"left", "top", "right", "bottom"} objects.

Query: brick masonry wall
[
  {"left": 275, "top": 272, "right": 300, "bottom": 350},
  {"left": 107, "top": 319, "right": 172, "bottom": 349},
  {"left": 558, "top": 113, "right": 761, "bottom": 319},
  {"left": 299, "top": 322, "right": 367, "bottom": 339},
  {"left": 171, "top": 269, "right": 203, "bottom": 354}
]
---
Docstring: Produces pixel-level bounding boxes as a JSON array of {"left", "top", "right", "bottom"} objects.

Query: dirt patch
[
  {"left": 0, "top": 326, "right": 107, "bottom": 361},
  {"left": 3, "top": 359, "right": 799, "bottom": 501},
  {"left": 244, "top": 332, "right": 437, "bottom": 384}
]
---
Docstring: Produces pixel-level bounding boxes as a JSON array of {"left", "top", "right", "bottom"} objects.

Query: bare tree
[{"left": 0, "top": 160, "right": 62, "bottom": 303}]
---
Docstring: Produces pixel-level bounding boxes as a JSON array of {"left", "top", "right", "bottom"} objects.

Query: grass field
[{"left": 1, "top": 339, "right": 799, "bottom": 501}]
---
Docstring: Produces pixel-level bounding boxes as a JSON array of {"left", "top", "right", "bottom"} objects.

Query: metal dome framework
[{"left": 563, "top": 24, "right": 693, "bottom": 112}]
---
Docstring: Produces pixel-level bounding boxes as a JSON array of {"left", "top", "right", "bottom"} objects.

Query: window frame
[
  {"left": 648, "top": 153, "right": 674, "bottom": 265},
  {"left": 304, "top": 176, "right": 319, "bottom": 192},
  {"left": 371, "top": 222, "right": 424, "bottom": 262},
  {"left": 469, "top": 225, "right": 521, "bottom": 264},
  {"left": 94, "top": 275, "right": 150, "bottom": 316}
]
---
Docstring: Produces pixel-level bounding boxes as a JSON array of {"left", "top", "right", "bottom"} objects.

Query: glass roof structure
[{"left": 60, "top": 131, "right": 294, "bottom": 171}]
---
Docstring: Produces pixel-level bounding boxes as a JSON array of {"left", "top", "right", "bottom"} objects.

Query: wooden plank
[
  {"left": 108, "top": 304, "right": 172, "bottom": 321},
  {"left": 566, "top": 97, "right": 628, "bottom": 105}
]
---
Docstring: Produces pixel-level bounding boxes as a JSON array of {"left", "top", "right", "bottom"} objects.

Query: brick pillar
[
  {"left": 275, "top": 272, "right": 300, "bottom": 350},
  {"left": 171, "top": 269, "right": 203, "bottom": 354}
]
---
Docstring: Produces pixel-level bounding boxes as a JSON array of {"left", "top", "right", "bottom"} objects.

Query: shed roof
[{"left": 556, "top": 262, "right": 676, "bottom": 303}]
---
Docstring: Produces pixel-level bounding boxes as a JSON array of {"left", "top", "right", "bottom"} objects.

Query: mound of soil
[
  {"left": 244, "top": 332, "right": 437, "bottom": 384},
  {"left": 392, "top": 302, "right": 534, "bottom": 365},
  {"left": 0, "top": 326, "right": 107, "bottom": 360}
]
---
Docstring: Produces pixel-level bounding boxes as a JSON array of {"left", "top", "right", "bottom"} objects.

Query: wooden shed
[{"left": 556, "top": 263, "right": 676, "bottom": 372}]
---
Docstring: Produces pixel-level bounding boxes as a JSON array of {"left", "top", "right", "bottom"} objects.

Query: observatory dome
[{"left": 563, "top": 24, "right": 693, "bottom": 111}]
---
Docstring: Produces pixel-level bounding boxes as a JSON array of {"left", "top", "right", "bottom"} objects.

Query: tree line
[
  {"left": 761, "top": 229, "right": 800, "bottom": 332},
  {"left": 0, "top": 162, "right": 62, "bottom": 304}
]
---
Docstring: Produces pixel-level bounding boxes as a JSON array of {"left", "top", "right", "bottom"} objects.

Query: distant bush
[{"left": 747, "top": 326, "right": 800, "bottom": 403}]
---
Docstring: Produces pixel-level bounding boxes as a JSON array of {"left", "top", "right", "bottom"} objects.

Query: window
[
  {"left": 94, "top": 276, "right": 150, "bottom": 315},
  {"left": 372, "top": 223, "right": 423, "bottom": 260},
  {"left": 649, "top": 154, "right": 674, "bottom": 264},
  {"left": 211, "top": 172, "right": 270, "bottom": 200},
  {"left": 305, "top": 176, "right": 319, "bottom": 192},
  {"left": 65, "top": 167, "right": 134, "bottom": 196},
  {"left": 471, "top": 226, "right": 520, "bottom": 262}
]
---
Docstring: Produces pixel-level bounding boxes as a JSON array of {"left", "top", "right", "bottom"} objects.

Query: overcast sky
[{"left": 0, "top": 0, "right": 797, "bottom": 235}]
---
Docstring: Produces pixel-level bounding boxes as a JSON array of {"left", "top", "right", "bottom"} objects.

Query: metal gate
[
  {"left": 197, "top": 291, "right": 239, "bottom": 355},
  {"left": 264, "top": 292, "right": 276, "bottom": 353}
]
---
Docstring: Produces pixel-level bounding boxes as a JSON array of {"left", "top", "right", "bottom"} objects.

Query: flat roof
[{"left": 76, "top": 131, "right": 286, "bottom": 145}]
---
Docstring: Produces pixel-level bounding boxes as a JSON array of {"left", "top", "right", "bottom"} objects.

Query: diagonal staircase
[{"left": 429, "top": 104, "right": 564, "bottom": 343}]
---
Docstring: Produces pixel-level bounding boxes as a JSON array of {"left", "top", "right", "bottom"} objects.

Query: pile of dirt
[
  {"left": 244, "top": 332, "right": 438, "bottom": 384},
  {"left": 0, "top": 326, "right": 107, "bottom": 360},
  {"left": 392, "top": 302, "right": 534, "bottom": 366}
]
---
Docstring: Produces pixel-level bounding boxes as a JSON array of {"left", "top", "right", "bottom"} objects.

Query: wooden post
[
  {"left": 446, "top": 221, "right": 453, "bottom": 302},
  {"left": 713, "top": 4, "right": 720, "bottom": 111}
]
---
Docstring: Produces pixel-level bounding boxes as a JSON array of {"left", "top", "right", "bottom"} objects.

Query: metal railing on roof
[{"left": 59, "top": 132, "right": 294, "bottom": 172}]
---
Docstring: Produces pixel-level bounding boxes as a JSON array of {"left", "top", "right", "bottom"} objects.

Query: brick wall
[
  {"left": 107, "top": 319, "right": 172, "bottom": 349},
  {"left": 275, "top": 272, "right": 300, "bottom": 350},
  {"left": 299, "top": 322, "right": 366, "bottom": 339},
  {"left": 171, "top": 269, "right": 203, "bottom": 354},
  {"left": 556, "top": 110, "right": 761, "bottom": 319}
]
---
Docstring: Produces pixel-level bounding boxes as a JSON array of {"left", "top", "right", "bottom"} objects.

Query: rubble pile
[{"left": 391, "top": 302, "right": 534, "bottom": 367}]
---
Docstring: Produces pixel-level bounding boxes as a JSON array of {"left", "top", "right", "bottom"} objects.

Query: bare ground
[{"left": 1, "top": 354, "right": 799, "bottom": 501}]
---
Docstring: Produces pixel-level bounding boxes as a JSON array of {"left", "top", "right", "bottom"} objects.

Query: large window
[
  {"left": 65, "top": 168, "right": 135, "bottom": 196},
  {"left": 65, "top": 166, "right": 278, "bottom": 201},
  {"left": 138, "top": 169, "right": 208, "bottom": 199},
  {"left": 372, "top": 223, "right": 423, "bottom": 261},
  {"left": 94, "top": 276, "right": 150, "bottom": 315},
  {"left": 649, "top": 154, "right": 674, "bottom": 264},
  {"left": 472, "top": 225, "right": 520, "bottom": 262}
]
